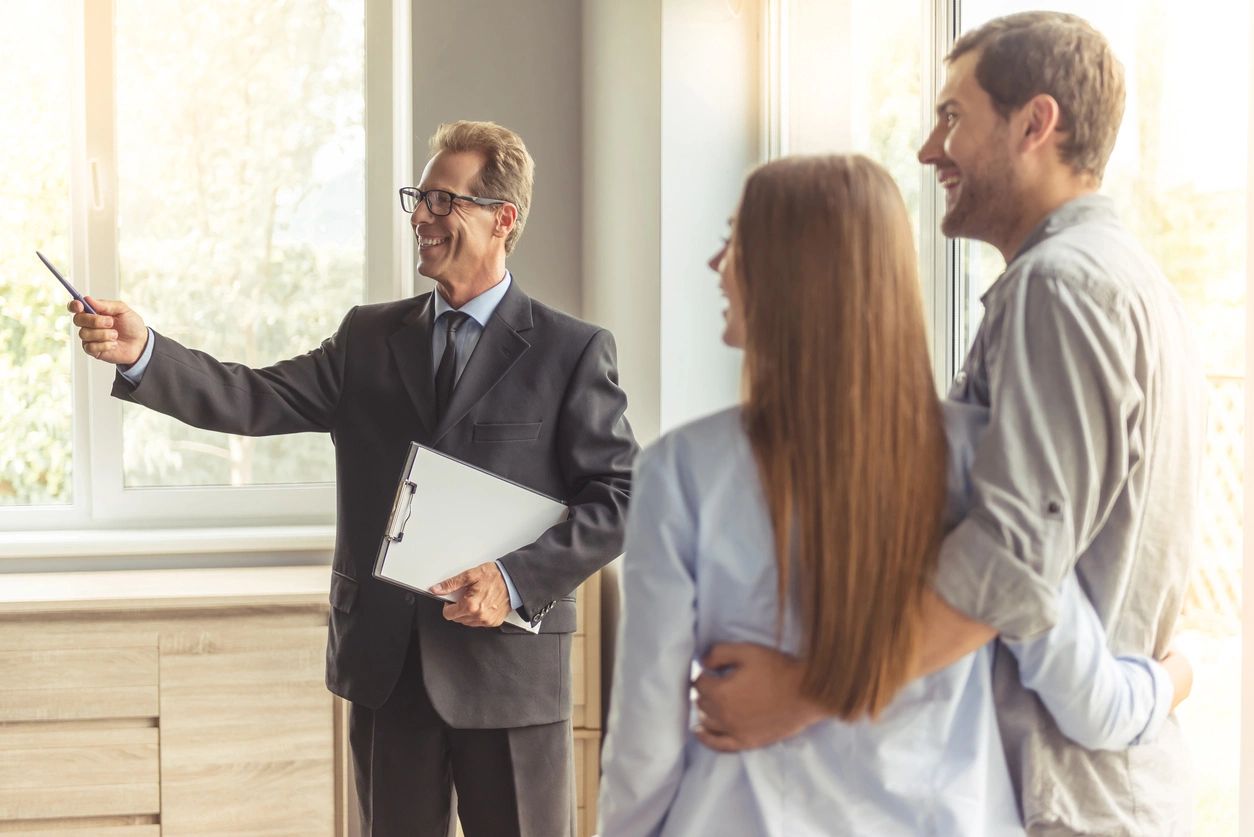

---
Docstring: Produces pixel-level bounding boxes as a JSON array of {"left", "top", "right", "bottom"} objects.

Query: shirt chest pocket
[{"left": 473, "top": 421, "right": 543, "bottom": 443}]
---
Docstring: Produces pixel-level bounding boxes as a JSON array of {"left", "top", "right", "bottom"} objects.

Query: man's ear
[
  {"left": 494, "top": 203, "right": 518, "bottom": 240},
  {"left": 1018, "top": 93, "right": 1062, "bottom": 155}
]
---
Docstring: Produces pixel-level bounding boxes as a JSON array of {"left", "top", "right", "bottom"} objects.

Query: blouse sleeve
[{"left": 597, "top": 439, "right": 700, "bottom": 837}]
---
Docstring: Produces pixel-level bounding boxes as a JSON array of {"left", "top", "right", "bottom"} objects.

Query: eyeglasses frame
[{"left": 398, "top": 186, "right": 511, "bottom": 216}]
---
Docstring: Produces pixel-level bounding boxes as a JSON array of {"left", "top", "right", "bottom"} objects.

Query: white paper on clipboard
[{"left": 373, "top": 443, "right": 568, "bottom": 633}]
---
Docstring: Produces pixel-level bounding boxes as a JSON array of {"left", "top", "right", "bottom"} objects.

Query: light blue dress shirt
[
  {"left": 121, "top": 273, "right": 527, "bottom": 613},
  {"left": 428, "top": 273, "right": 524, "bottom": 611},
  {"left": 598, "top": 403, "right": 1171, "bottom": 837}
]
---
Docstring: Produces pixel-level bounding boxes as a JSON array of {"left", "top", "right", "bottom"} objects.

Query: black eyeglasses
[{"left": 398, "top": 187, "right": 510, "bottom": 216}]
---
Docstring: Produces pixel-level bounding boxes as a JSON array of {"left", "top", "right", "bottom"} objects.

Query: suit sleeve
[
  {"left": 497, "top": 328, "right": 639, "bottom": 622},
  {"left": 598, "top": 441, "right": 697, "bottom": 837},
  {"left": 111, "top": 308, "right": 354, "bottom": 437}
]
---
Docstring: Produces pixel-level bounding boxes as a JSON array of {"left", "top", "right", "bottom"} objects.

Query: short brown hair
[
  {"left": 736, "top": 155, "right": 947, "bottom": 719},
  {"left": 948, "top": 12, "right": 1125, "bottom": 182},
  {"left": 430, "top": 120, "right": 535, "bottom": 254}
]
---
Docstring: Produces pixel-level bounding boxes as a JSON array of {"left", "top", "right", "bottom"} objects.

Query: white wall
[
  {"left": 411, "top": 0, "right": 584, "bottom": 314},
  {"left": 582, "top": 0, "right": 665, "bottom": 443},
  {"left": 660, "top": 0, "right": 758, "bottom": 432},
  {"left": 583, "top": 0, "right": 758, "bottom": 446}
]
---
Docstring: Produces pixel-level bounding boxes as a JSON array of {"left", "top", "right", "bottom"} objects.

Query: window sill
[{"left": 0, "top": 525, "right": 337, "bottom": 560}]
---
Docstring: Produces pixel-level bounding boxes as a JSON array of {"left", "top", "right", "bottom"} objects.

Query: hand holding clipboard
[{"left": 375, "top": 443, "right": 568, "bottom": 634}]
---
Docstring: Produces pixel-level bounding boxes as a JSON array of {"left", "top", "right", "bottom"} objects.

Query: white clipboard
[{"left": 373, "top": 443, "right": 568, "bottom": 633}]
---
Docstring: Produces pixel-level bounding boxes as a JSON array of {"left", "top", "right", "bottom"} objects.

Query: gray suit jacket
[{"left": 113, "top": 280, "right": 637, "bottom": 728}]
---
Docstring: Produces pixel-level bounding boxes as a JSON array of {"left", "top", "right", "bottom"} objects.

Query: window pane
[
  {"left": 959, "top": 3, "right": 1247, "bottom": 832},
  {"left": 784, "top": 0, "right": 926, "bottom": 261},
  {"left": 114, "top": 0, "right": 366, "bottom": 488},
  {"left": 0, "top": 2, "right": 73, "bottom": 506}
]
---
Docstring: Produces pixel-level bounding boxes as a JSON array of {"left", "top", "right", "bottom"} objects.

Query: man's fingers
[
  {"left": 692, "top": 669, "right": 725, "bottom": 698},
  {"left": 693, "top": 691, "right": 717, "bottom": 719},
  {"left": 694, "top": 726, "right": 747, "bottom": 753},
  {"left": 442, "top": 599, "right": 497, "bottom": 628},
  {"left": 700, "top": 642, "right": 754, "bottom": 672},
  {"left": 72, "top": 311, "right": 114, "bottom": 328},
  {"left": 443, "top": 601, "right": 473, "bottom": 622},
  {"left": 694, "top": 685, "right": 732, "bottom": 732},
  {"left": 79, "top": 327, "right": 118, "bottom": 343},
  {"left": 82, "top": 295, "right": 129, "bottom": 316},
  {"left": 431, "top": 570, "right": 475, "bottom": 595},
  {"left": 443, "top": 593, "right": 483, "bottom": 618},
  {"left": 694, "top": 704, "right": 729, "bottom": 737}
]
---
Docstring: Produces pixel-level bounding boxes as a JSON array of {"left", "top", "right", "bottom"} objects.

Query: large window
[
  {"left": 1, "top": 0, "right": 411, "bottom": 531},
  {"left": 774, "top": 1, "right": 1247, "bottom": 832},
  {"left": 114, "top": 0, "right": 366, "bottom": 491},
  {"left": 1, "top": 2, "right": 75, "bottom": 509}
]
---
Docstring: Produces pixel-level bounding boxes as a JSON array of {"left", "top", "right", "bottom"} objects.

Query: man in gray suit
[{"left": 70, "top": 120, "right": 637, "bottom": 837}]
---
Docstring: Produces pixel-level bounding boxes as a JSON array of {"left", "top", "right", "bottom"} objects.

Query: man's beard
[{"left": 940, "top": 154, "right": 1018, "bottom": 247}]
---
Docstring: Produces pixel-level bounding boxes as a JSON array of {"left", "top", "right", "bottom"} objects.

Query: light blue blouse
[{"left": 598, "top": 404, "right": 1171, "bottom": 837}]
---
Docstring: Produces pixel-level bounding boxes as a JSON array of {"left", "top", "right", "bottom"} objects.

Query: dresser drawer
[
  {"left": 0, "top": 725, "right": 160, "bottom": 821},
  {"left": 0, "top": 828, "right": 159, "bottom": 833},
  {"left": 0, "top": 633, "right": 158, "bottom": 722},
  {"left": 0, "top": 828, "right": 158, "bottom": 837}
]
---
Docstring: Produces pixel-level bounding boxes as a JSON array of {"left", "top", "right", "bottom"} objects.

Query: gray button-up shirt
[{"left": 935, "top": 195, "right": 1205, "bottom": 835}]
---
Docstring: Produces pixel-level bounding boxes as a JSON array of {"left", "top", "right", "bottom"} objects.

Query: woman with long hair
[{"left": 597, "top": 155, "right": 1183, "bottom": 836}]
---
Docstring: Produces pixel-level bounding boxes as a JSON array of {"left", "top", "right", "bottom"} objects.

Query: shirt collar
[
  {"left": 1009, "top": 193, "right": 1116, "bottom": 263},
  {"left": 980, "top": 194, "right": 1118, "bottom": 305},
  {"left": 433, "top": 271, "right": 512, "bottom": 328}
]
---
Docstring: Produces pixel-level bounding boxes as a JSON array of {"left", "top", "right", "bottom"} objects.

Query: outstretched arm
[{"left": 76, "top": 296, "right": 351, "bottom": 437}]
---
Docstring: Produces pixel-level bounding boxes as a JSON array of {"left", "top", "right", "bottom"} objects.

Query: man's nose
[
  {"left": 410, "top": 200, "right": 435, "bottom": 226},
  {"left": 917, "top": 125, "right": 943, "bottom": 165}
]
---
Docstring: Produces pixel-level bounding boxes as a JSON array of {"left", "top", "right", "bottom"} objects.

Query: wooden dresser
[{"left": 0, "top": 566, "right": 602, "bottom": 837}]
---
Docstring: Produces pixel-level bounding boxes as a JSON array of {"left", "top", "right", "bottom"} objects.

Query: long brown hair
[{"left": 734, "top": 154, "right": 947, "bottom": 719}]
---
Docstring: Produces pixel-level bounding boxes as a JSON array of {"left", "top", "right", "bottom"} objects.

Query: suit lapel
[
  {"left": 432, "top": 280, "right": 533, "bottom": 443},
  {"left": 388, "top": 294, "right": 439, "bottom": 435}
]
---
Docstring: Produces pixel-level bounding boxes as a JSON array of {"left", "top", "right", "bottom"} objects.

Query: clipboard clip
[{"left": 385, "top": 479, "right": 417, "bottom": 542}]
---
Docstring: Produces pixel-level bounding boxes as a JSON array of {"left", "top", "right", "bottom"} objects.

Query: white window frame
[
  {"left": 761, "top": 0, "right": 963, "bottom": 389},
  {"left": 1242, "top": 2, "right": 1254, "bottom": 823},
  {"left": 3, "top": 0, "right": 412, "bottom": 535}
]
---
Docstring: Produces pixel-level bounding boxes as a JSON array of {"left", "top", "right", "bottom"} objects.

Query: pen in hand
[{"left": 37, "top": 250, "right": 96, "bottom": 314}]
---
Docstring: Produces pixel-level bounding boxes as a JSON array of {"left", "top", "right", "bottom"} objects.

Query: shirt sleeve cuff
[
  {"left": 495, "top": 559, "right": 523, "bottom": 611},
  {"left": 117, "top": 327, "right": 156, "bottom": 385},
  {"left": 934, "top": 514, "right": 1061, "bottom": 640},
  {"left": 1124, "top": 656, "right": 1174, "bottom": 746}
]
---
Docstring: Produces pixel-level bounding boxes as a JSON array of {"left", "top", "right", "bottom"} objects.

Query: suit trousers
[{"left": 349, "top": 627, "right": 576, "bottom": 837}]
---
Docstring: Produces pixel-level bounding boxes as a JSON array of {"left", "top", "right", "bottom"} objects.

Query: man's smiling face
[
  {"left": 918, "top": 50, "right": 1021, "bottom": 246},
  {"left": 410, "top": 149, "right": 504, "bottom": 290}
]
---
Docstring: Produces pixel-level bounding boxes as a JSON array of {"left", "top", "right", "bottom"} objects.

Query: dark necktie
[{"left": 434, "top": 311, "right": 470, "bottom": 423}]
